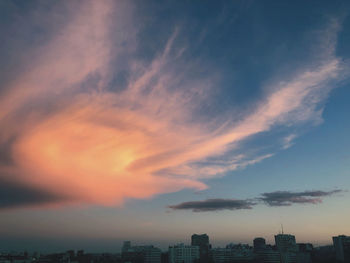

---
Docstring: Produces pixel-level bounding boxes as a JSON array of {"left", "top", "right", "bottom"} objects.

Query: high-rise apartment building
[
  {"left": 191, "top": 234, "right": 210, "bottom": 262},
  {"left": 333, "top": 235, "right": 350, "bottom": 262},
  {"left": 275, "top": 234, "right": 297, "bottom": 263}
]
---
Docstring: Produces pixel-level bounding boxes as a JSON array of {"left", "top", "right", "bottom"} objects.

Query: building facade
[
  {"left": 254, "top": 246, "right": 281, "bottom": 263},
  {"left": 212, "top": 244, "right": 253, "bottom": 263},
  {"left": 333, "top": 235, "right": 350, "bottom": 262},
  {"left": 169, "top": 244, "right": 200, "bottom": 263},
  {"left": 274, "top": 234, "right": 297, "bottom": 263},
  {"left": 121, "top": 242, "right": 161, "bottom": 263},
  {"left": 254, "top": 238, "right": 267, "bottom": 252},
  {"left": 191, "top": 234, "right": 211, "bottom": 262}
]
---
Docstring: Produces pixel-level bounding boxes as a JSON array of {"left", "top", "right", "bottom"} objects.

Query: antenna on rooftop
[{"left": 281, "top": 224, "right": 284, "bottom": 234}]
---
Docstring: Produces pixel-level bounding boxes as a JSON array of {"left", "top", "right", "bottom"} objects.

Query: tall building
[
  {"left": 169, "top": 243, "right": 200, "bottom": 263},
  {"left": 191, "top": 234, "right": 210, "bottom": 262},
  {"left": 274, "top": 234, "right": 297, "bottom": 263},
  {"left": 333, "top": 235, "right": 350, "bottom": 262}
]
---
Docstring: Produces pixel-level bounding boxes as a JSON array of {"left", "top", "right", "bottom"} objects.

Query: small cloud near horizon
[
  {"left": 168, "top": 198, "right": 256, "bottom": 212},
  {"left": 169, "top": 189, "right": 343, "bottom": 212},
  {"left": 259, "top": 190, "right": 343, "bottom": 206}
]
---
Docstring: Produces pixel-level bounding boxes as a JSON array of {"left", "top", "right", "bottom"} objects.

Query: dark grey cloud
[
  {"left": 0, "top": 177, "right": 66, "bottom": 209},
  {"left": 169, "top": 189, "right": 343, "bottom": 212},
  {"left": 259, "top": 190, "right": 342, "bottom": 206},
  {"left": 168, "top": 198, "right": 256, "bottom": 212}
]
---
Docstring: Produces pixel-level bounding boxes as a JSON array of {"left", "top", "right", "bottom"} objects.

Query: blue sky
[{"left": 0, "top": 0, "right": 349, "bottom": 252}]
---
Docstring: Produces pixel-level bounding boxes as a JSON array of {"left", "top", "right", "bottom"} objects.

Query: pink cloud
[{"left": 0, "top": 1, "right": 343, "bottom": 209}]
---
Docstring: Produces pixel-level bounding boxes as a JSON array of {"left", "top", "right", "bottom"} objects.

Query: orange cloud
[
  {"left": 12, "top": 100, "right": 207, "bottom": 205},
  {"left": 0, "top": 1, "right": 343, "bottom": 209}
]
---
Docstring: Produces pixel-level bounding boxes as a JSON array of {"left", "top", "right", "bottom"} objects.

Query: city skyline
[
  {"left": 0, "top": 233, "right": 350, "bottom": 258},
  {"left": 0, "top": 231, "right": 345, "bottom": 252},
  {"left": 0, "top": 0, "right": 350, "bottom": 253}
]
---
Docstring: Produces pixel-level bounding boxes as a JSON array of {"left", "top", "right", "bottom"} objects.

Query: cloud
[
  {"left": 259, "top": 190, "right": 343, "bottom": 206},
  {"left": 0, "top": 1, "right": 346, "bottom": 209},
  {"left": 282, "top": 134, "right": 297, "bottom": 149},
  {"left": 0, "top": 177, "right": 65, "bottom": 210},
  {"left": 168, "top": 199, "right": 256, "bottom": 212},
  {"left": 169, "top": 189, "right": 343, "bottom": 212}
]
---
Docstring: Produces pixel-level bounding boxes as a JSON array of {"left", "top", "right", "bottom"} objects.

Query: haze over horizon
[{"left": 0, "top": 0, "right": 350, "bottom": 253}]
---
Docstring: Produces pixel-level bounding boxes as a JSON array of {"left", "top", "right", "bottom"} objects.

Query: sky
[{"left": 0, "top": 0, "right": 350, "bottom": 253}]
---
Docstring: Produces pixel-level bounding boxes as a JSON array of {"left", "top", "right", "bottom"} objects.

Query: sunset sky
[{"left": 0, "top": 0, "right": 350, "bottom": 252}]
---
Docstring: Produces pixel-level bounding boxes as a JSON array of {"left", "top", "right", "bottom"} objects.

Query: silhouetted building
[
  {"left": 212, "top": 243, "right": 253, "bottom": 263},
  {"left": 67, "top": 250, "right": 75, "bottom": 259},
  {"left": 169, "top": 243, "right": 199, "bottom": 263},
  {"left": 254, "top": 245, "right": 281, "bottom": 263},
  {"left": 311, "top": 245, "right": 336, "bottom": 263},
  {"left": 296, "top": 243, "right": 312, "bottom": 263},
  {"left": 161, "top": 252, "right": 169, "bottom": 263},
  {"left": 254, "top": 238, "right": 267, "bottom": 252},
  {"left": 122, "top": 241, "right": 131, "bottom": 253},
  {"left": 192, "top": 234, "right": 211, "bottom": 262},
  {"left": 77, "top": 250, "right": 84, "bottom": 257},
  {"left": 275, "top": 234, "right": 297, "bottom": 263},
  {"left": 333, "top": 235, "right": 350, "bottom": 262},
  {"left": 121, "top": 242, "right": 161, "bottom": 263}
]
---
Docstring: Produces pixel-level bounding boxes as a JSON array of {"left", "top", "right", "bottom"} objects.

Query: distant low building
[
  {"left": 122, "top": 241, "right": 131, "bottom": 253},
  {"left": 168, "top": 243, "right": 199, "bottom": 263},
  {"left": 121, "top": 241, "right": 161, "bottom": 263},
  {"left": 254, "top": 245, "right": 281, "bottom": 263},
  {"left": 311, "top": 245, "right": 335, "bottom": 263},
  {"left": 212, "top": 243, "right": 254, "bottom": 263},
  {"left": 296, "top": 243, "right": 313, "bottom": 263}
]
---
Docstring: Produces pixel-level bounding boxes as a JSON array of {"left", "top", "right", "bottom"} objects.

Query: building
[
  {"left": 333, "top": 235, "right": 350, "bottom": 262},
  {"left": 254, "top": 238, "right": 267, "bottom": 252},
  {"left": 275, "top": 234, "right": 297, "bottom": 253},
  {"left": 121, "top": 241, "right": 161, "bottom": 263},
  {"left": 212, "top": 243, "right": 254, "bottom": 263},
  {"left": 296, "top": 243, "right": 312, "bottom": 263},
  {"left": 212, "top": 247, "right": 232, "bottom": 263},
  {"left": 191, "top": 234, "right": 211, "bottom": 262},
  {"left": 168, "top": 243, "right": 199, "bottom": 263},
  {"left": 311, "top": 245, "right": 335, "bottom": 263},
  {"left": 274, "top": 234, "right": 297, "bottom": 263},
  {"left": 122, "top": 241, "right": 131, "bottom": 253},
  {"left": 254, "top": 245, "right": 281, "bottom": 263}
]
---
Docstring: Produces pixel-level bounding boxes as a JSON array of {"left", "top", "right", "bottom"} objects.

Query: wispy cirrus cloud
[
  {"left": 169, "top": 189, "right": 343, "bottom": 212},
  {"left": 0, "top": 0, "right": 346, "bottom": 209}
]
